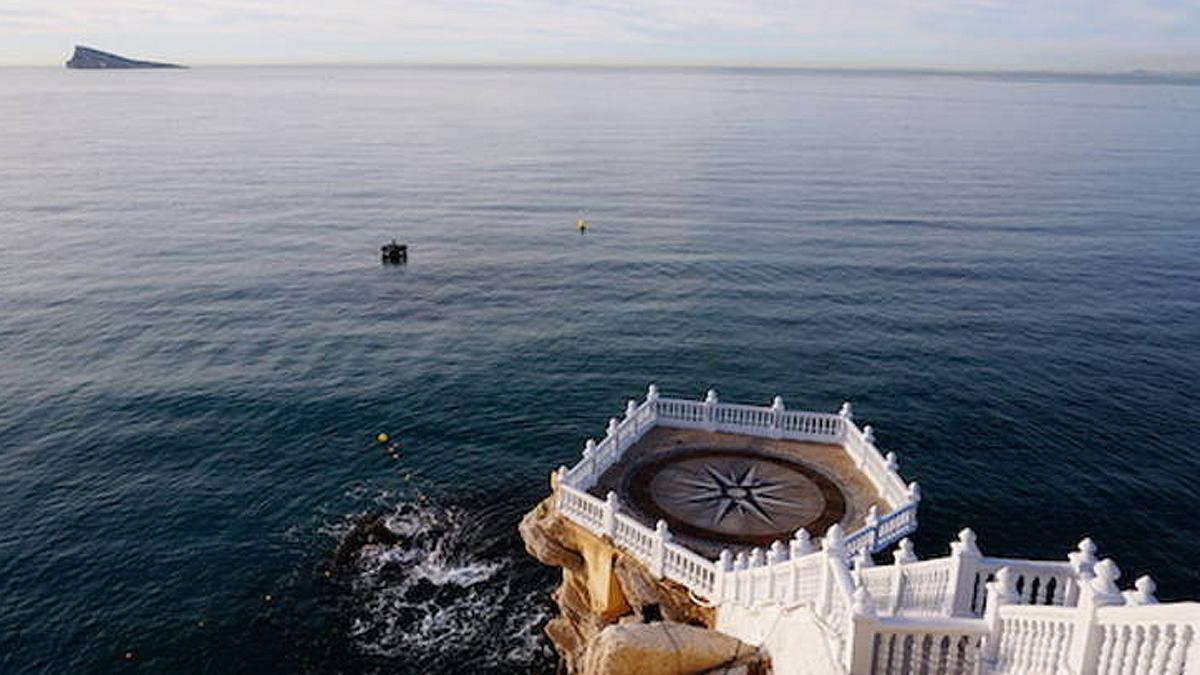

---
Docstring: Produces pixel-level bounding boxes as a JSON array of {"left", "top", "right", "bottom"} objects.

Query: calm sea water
[{"left": 1, "top": 66, "right": 1199, "bottom": 673}]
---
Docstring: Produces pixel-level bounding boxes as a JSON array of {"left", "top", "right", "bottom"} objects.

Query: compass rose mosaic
[{"left": 626, "top": 448, "right": 847, "bottom": 546}]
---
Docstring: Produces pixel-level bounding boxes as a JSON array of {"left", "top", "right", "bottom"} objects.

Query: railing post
[
  {"left": 606, "top": 417, "right": 620, "bottom": 451},
  {"left": 790, "top": 529, "right": 814, "bottom": 604},
  {"left": 819, "top": 524, "right": 846, "bottom": 617},
  {"left": 838, "top": 401, "right": 853, "bottom": 441},
  {"left": 891, "top": 538, "right": 918, "bottom": 615},
  {"left": 624, "top": 399, "right": 638, "bottom": 432},
  {"left": 1066, "top": 558, "right": 1124, "bottom": 675},
  {"left": 645, "top": 383, "right": 659, "bottom": 418},
  {"left": 703, "top": 389, "right": 719, "bottom": 431},
  {"left": 715, "top": 549, "right": 732, "bottom": 602},
  {"left": 651, "top": 519, "right": 669, "bottom": 578},
  {"left": 857, "top": 425, "right": 875, "bottom": 469},
  {"left": 749, "top": 548, "right": 764, "bottom": 603},
  {"left": 769, "top": 540, "right": 787, "bottom": 602},
  {"left": 982, "top": 567, "right": 1019, "bottom": 665},
  {"left": 1067, "top": 537, "right": 1099, "bottom": 606},
  {"left": 770, "top": 395, "right": 785, "bottom": 439},
  {"left": 735, "top": 551, "right": 749, "bottom": 606},
  {"left": 602, "top": 491, "right": 618, "bottom": 538},
  {"left": 583, "top": 439, "right": 597, "bottom": 481},
  {"left": 847, "top": 584, "right": 879, "bottom": 675},
  {"left": 945, "top": 528, "right": 983, "bottom": 616},
  {"left": 864, "top": 505, "right": 880, "bottom": 553}
]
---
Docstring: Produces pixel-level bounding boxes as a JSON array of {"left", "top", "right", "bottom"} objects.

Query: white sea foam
[{"left": 337, "top": 498, "right": 555, "bottom": 671}]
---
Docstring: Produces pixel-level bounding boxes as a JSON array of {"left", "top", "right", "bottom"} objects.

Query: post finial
[
  {"left": 908, "top": 481, "right": 922, "bottom": 502},
  {"left": 893, "top": 538, "right": 918, "bottom": 564},
  {"left": 1126, "top": 575, "right": 1158, "bottom": 605},
  {"left": 646, "top": 383, "right": 659, "bottom": 401},
  {"left": 607, "top": 417, "right": 619, "bottom": 436},
  {"left": 792, "top": 528, "right": 815, "bottom": 557},
  {"left": 655, "top": 519, "right": 669, "bottom": 539},
  {"left": 823, "top": 523, "right": 845, "bottom": 553},
  {"left": 734, "top": 551, "right": 748, "bottom": 570},
  {"left": 1091, "top": 558, "right": 1121, "bottom": 594},
  {"left": 704, "top": 389, "right": 718, "bottom": 405},
  {"left": 885, "top": 451, "right": 898, "bottom": 471},
  {"left": 770, "top": 540, "right": 787, "bottom": 563},
  {"left": 771, "top": 396, "right": 785, "bottom": 412},
  {"left": 1070, "top": 537, "right": 1099, "bottom": 576},
  {"left": 583, "top": 438, "right": 597, "bottom": 457},
  {"left": 749, "top": 547, "right": 764, "bottom": 567},
  {"left": 862, "top": 425, "right": 875, "bottom": 444},
  {"left": 993, "top": 566, "right": 1018, "bottom": 601},
  {"left": 719, "top": 549, "right": 733, "bottom": 570},
  {"left": 839, "top": 401, "right": 853, "bottom": 419},
  {"left": 952, "top": 528, "right": 981, "bottom": 557},
  {"left": 852, "top": 584, "right": 877, "bottom": 616},
  {"left": 853, "top": 548, "right": 874, "bottom": 570},
  {"left": 625, "top": 399, "right": 637, "bottom": 418}
]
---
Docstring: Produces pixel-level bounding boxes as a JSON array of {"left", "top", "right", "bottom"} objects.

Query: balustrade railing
[
  {"left": 990, "top": 605, "right": 1076, "bottom": 674},
  {"left": 1093, "top": 604, "right": 1199, "bottom": 675},
  {"left": 550, "top": 387, "right": 1199, "bottom": 675},
  {"left": 556, "top": 386, "right": 919, "bottom": 585}
]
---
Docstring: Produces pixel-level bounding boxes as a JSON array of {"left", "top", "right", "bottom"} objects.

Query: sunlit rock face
[
  {"left": 66, "top": 46, "right": 184, "bottom": 69},
  {"left": 520, "top": 494, "right": 769, "bottom": 675}
]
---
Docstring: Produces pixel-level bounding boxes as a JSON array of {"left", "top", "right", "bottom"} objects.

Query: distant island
[{"left": 66, "top": 46, "right": 184, "bottom": 70}]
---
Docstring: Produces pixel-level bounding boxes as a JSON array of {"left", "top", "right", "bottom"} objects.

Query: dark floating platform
[
  {"left": 381, "top": 241, "right": 408, "bottom": 265},
  {"left": 66, "top": 45, "right": 185, "bottom": 70}
]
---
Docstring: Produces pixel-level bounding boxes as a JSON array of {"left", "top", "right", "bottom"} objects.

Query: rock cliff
[
  {"left": 66, "top": 46, "right": 184, "bottom": 69},
  {"left": 519, "top": 476, "right": 770, "bottom": 675}
]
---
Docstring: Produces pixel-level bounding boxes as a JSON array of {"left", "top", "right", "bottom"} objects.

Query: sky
[{"left": 1, "top": 0, "right": 1198, "bottom": 70}]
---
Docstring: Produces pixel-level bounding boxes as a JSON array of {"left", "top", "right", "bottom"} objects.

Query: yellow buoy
[
  {"left": 376, "top": 433, "right": 389, "bottom": 443},
  {"left": 576, "top": 218, "right": 589, "bottom": 233}
]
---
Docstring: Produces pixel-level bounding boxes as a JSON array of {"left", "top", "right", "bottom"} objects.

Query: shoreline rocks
[{"left": 519, "top": 485, "right": 770, "bottom": 675}]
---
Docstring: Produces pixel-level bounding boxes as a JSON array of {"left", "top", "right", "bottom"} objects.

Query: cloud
[{"left": 1, "top": 0, "right": 1198, "bottom": 69}]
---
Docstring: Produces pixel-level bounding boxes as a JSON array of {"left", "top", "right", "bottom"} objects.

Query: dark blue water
[{"left": 2, "top": 66, "right": 1199, "bottom": 673}]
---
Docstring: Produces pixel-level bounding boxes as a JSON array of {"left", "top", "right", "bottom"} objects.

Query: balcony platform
[{"left": 586, "top": 426, "right": 888, "bottom": 559}]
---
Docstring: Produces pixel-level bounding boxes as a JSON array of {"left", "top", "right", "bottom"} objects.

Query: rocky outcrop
[
  {"left": 519, "top": 479, "right": 770, "bottom": 675},
  {"left": 66, "top": 46, "right": 184, "bottom": 69},
  {"left": 579, "top": 623, "right": 768, "bottom": 675}
]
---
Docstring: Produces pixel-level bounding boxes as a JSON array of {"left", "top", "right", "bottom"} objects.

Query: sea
[{"left": 1, "top": 65, "right": 1198, "bottom": 674}]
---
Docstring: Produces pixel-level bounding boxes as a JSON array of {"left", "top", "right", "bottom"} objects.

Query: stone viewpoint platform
[{"left": 526, "top": 385, "right": 1200, "bottom": 675}]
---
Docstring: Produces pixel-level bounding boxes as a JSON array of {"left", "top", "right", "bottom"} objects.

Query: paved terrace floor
[{"left": 589, "top": 427, "right": 888, "bottom": 559}]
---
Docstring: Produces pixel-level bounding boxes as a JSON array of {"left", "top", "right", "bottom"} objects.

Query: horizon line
[{"left": 8, "top": 60, "right": 1200, "bottom": 82}]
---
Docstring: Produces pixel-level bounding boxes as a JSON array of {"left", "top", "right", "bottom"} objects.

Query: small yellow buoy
[
  {"left": 376, "top": 433, "right": 389, "bottom": 443},
  {"left": 576, "top": 218, "right": 589, "bottom": 233}
]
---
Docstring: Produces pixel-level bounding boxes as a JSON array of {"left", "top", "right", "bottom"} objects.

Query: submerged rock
[
  {"left": 333, "top": 511, "right": 400, "bottom": 569},
  {"left": 66, "top": 46, "right": 184, "bottom": 69}
]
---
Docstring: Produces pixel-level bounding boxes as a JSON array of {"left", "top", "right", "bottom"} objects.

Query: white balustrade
[
  {"left": 991, "top": 605, "right": 1077, "bottom": 674},
  {"left": 549, "top": 386, "right": 1200, "bottom": 675},
  {"left": 855, "top": 616, "right": 990, "bottom": 675}
]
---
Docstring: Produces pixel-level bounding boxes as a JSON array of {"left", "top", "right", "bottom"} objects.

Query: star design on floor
[{"left": 676, "top": 464, "right": 790, "bottom": 526}]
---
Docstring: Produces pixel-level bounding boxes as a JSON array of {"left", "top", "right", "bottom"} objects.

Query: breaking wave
[{"left": 331, "top": 497, "right": 557, "bottom": 673}]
